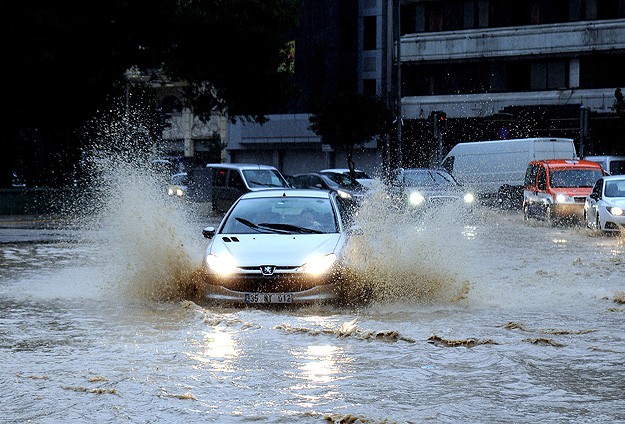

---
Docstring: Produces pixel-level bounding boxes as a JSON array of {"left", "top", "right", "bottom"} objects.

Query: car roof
[
  {"left": 602, "top": 175, "right": 625, "bottom": 181},
  {"left": 320, "top": 168, "right": 366, "bottom": 173},
  {"left": 206, "top": 163, "right": 278, "bottom": 170},
  {"left": 402, "top": 167, "right": 450, "bottom": 173},
  {"left": 532, "top": 159, "right": 602, "bottom": 169},
  {"left": 237, "top": 188, "right": 333, "bottom": 200}
]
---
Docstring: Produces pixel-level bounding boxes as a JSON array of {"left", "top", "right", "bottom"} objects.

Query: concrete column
[
  {"left": 569, "top": 58, "right": 580, "bottom": 89},
  {"left": 182, "top": 108, "right": 195, "bottom": 157}
]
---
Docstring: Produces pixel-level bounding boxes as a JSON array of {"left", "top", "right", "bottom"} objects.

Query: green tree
[
  {"left": 0, "top": 0, "right": 300, "bottom": 187},
  {"left": 309, "top": 92, "right": 392, "bottom": 178}
]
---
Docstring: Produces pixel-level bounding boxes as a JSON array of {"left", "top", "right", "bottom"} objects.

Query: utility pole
[
  {"left": 393, "top": 0, "right": 402, "bottom": 171},
  {"left": 580, "top": 106, "right": 589, "bottom": 158}
]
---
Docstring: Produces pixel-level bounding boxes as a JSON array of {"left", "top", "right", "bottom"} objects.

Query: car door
[
  {"left": 586, "top": 178, "right": 603, "bottom": 226},
  {"left": 535, "top": 165, "right": 550, "bottom": 217},
  {"left": 226, "top": 169, "right": 247, "bottom": 208},
  {"left": 523, "top": 163, "right": 540, "bottom": 214}
]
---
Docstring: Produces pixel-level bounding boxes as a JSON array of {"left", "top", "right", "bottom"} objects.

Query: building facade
[{"left": 224, "top": 0, "right": 625, "bottom": 174}]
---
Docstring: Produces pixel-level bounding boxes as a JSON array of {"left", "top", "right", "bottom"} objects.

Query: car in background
[
  {"left": 205, "top": 163, "right": 291, "bottom": 213},
  {"left": 583, "top": 155, "right": 625, "bottom": 176},
  {"left": 167, "top": 172, "right": 188, "bottom": 198},
  {"left": 200, "top": 189, "right": 355, "bottom": 305},
  {"left": 523, "top": 159, "right": 606, "bottom": 224},
  {"left": 391, "top": 168, "right": 475, "bottom": 209},
  {"left": 584, "top": 175, "right": 625, "bottom": 232},
  {"left": 290, "top": 172, "right": 367, "bottom": 205},
  {"left": 320, "top": 168, "right": 375, "bottom": 188}
]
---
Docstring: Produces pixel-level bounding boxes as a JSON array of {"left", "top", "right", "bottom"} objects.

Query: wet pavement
[{"left": 0, "top": 215, "right": 81, "bottom": 244}]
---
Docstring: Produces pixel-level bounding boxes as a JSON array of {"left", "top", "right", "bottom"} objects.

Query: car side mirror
[{"left": 202, "top": 226, "right": 216, "bottom": 239}]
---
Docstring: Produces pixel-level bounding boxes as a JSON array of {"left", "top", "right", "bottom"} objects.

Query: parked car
[
  {"left": 584, "top": 175, "right": 625, "bottom": 232},
  {"left": 442, "top": 137, "right": 577, "bottom": 207},
  {"left": 200, "top": 189, "right": 355, "bottom": 305},
  {"left": 290, "top": 172, "right": 367, "bottom": 204},
  {"left": 391, "top": 168, "right": 475, "bottom": 209},
  {"left": 204, "top": 163, "right": 291, "bottom": 213},
  {"left": 167, "top": 172, "right": 188, "bottom": 198},
  {"left": 523, "top": 159, "right": 606, "bottom": 224},
  {"left": 583, "top": 155, "right": 625, "bottom": 175},
  {"left": 320, "top": 168, "right": 375, "bottom": 188}
]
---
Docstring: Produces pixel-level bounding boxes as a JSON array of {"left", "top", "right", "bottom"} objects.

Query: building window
[
  {"left": 363, "top": 16, "right": 377, "bottom": 50},
  {"left": 531, "top": 60, "right": 568, "bottom": 90}
]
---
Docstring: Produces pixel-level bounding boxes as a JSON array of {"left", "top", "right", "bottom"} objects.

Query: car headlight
[
  {"left": 302, "top": 253, "right": 337, "bottom": 275},
  {"left": 463, "top": 193, "right": 475, "bottom": 203},
  {"left": 176, "top": 188, "right": 184, "bottom": 197},
  {"left": 337, "top": 189, "right": 352, "bottom": 199},
  {"left": 167, "top": 188, "right": 174, "bottom": 196},
  {"left": 205, "top": 253, "right": 237, "bottom": 276},
  {"left": 409, "top": 191, "right": 425, "bottom": 205},
  {"left": 607, "top": 206, "right": 624, "bottom": 216},
  {"left": 555, "top": 193, "right": 567, "bottom": 203}
]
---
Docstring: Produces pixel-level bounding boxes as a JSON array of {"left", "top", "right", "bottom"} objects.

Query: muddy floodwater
[{"left": 2, "top": 199, "right": 625, "bottom": 423}]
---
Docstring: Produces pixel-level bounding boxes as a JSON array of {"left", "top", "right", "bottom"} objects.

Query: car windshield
[
  {"left": 604, "top": 180, "right": 625, "bottom": 197},
  {"left": 324, "top": 172, "right": 361, "bottom": 188},
  {"left": 403, "top": 170, "right": 457, "bottom": 187},
  {"left": 242, "top": 169, "right": 288, "bottom": 188},
  {"left": 550, "top": 169, "right": 604, "bottom": 188},
  {"left": 171, "top": 174, "right": 188, "bottom": 185},
  {"left": 221, "top": 196, "right": 339, "bottom": 234}
]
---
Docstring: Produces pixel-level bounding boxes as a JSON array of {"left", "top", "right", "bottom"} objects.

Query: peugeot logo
[{"left": 261, "top": 265, "right": 276, "bottom": 276}]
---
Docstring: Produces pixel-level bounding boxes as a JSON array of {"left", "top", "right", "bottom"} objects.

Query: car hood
[
  {"left": 606, "top": 198, "right": 625, "bottom": 207},
  {"left": 207, "top": 234, "right": 343, "bottom": 266}
]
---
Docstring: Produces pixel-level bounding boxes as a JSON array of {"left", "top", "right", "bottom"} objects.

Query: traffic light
[{"left": 431, "top": 110, "right": 447, "bottom": 137}]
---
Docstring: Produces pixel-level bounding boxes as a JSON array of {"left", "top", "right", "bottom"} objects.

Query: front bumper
[{"left": 203, "top": 281, "right": 339, "bottom": 304}]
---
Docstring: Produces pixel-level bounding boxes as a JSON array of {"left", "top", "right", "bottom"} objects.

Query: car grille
[
  {"left": 574, "top": 196, "right": 586, "bottom": 203},
  {"left": 428, "top": 195, "right": 460, "bottom": 205},
  {"left": 210, "top": 266, "right": 340, "bottom": 293}
]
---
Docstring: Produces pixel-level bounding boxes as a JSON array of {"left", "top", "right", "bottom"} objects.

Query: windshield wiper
[
  {"left": 248, "top": 180, "right": 282, "bottom": 187},
  {"left": 258, "top": 223, "right": 324, "bottom": 234},
  {"left": 235, "top": 217, "right": 292, "bottom": 234}
]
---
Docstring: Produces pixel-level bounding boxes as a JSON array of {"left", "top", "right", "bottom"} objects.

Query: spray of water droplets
[{"left": 341, "top": 181, "right": 474, "bottom": 305}]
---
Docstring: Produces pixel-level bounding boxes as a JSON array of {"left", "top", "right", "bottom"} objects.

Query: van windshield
[
  {"left": 549, "top": 169, "right": 604, "bottom": 188},
  {"left": 242, "top": 170, "right": 288, "bottom": 188}
]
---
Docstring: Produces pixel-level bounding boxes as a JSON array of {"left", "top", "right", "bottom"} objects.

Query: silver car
[
  {"left": 201, "top": 189, "right": 353, "bottom": 305},
  {"left": 584, "top": 175, "right": 625, "bottom": 232}
]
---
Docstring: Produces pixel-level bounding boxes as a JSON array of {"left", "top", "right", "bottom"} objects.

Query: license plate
[{"left": 245, "top": 293, "right": 293, "bottom": 304}]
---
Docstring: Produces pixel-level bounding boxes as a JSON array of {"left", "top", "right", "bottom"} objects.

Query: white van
[
  {"left": 441, "top": 138, "right": 577, "bottom": 206},
  {"left": 583, "top": 155, "right": 625, "bottom": 175}
]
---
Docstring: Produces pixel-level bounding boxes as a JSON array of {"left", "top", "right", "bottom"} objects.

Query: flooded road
[{"left": 2, "top": 191, "right": 625, "bottom": 422}]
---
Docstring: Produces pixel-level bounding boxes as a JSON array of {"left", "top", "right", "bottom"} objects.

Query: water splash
[
  {"left": 75, "top": 104, "right": 208, "bottom": 302},
  {"left": 341, "top": 183, "right": 474, "bottom": 305}
]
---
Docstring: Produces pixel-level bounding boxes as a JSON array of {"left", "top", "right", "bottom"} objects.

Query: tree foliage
[
  {"left": 0, "top": 0, "right": 300, "bottom": 187},
  {"left": 309, "top": 92, "right": 392, "bottom": 177}
]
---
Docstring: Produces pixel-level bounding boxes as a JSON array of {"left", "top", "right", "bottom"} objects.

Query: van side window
[
  {"left": 524, "top": 164, "right": 538, "bottom": 186},
  {"left": 228, "top": 171, "right": 245, "bottom": 190},
  {"left": 610, "top": 160, "right": 625, "bottom": 175},
  {"left": 214, "top": 169, "right": 227, "bottom": 187},
  {"left": 442, "top": 156, "right": 454, "bottom": 173},
  {"left": 537, "top": 166, "right": 547, "bottom": 191}
]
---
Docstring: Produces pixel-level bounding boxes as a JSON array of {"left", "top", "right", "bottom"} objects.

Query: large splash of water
[
  {"left": 342, "top": 181, "right": 474, "bottom": 305},
  {"left": 75, "top": 102, "right": 474, "bottom": 307},
  {"left": 75, "top": 105, "right": 208, "bottom": 302}
]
